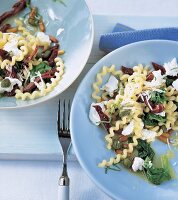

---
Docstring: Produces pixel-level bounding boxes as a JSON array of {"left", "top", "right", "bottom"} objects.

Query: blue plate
[
  {"left": 0, "top": 0, "right": 93, "bottom": 109},
  {"left": 71, "top": 40, "right": 178, "bottom": 200}
]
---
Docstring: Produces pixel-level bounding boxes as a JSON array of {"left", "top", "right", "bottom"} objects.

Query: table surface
[{"left": 1, "top": 1, "right": 178, "bottom": 200}]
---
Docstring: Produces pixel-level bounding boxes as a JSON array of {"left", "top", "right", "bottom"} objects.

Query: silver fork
[{"left": 57, "top": 100, "right": 71, "bottom": 200}]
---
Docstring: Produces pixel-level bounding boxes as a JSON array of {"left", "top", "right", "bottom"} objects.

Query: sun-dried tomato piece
[
  {"left": 151, "top": 104, "right": 164, "bottom": 113},
  {"left": 152, "top": 62, "right": 166, "bottom": 75},
  {"left": 121, "top": 66, "right": 134, "bottom": 75},
  {"left": 23, "top": 69, "right": 57, "bottom": 93},
  {"left": 93, "top": 105, "right": 111, "bottom": 131},
  {"left": 0, "top": 49, "right": 11, "bottom": 60},
  {"left": 0, "top": 0, "right": 26, "bottom": 25},
  {"left": 146, "top": 72, "right": 154, "bottom": 81},
  {"left": 48, "top": 45, "right": 59, "bottom": 67}
]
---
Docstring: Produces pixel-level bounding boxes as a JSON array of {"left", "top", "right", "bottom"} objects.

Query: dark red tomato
[
  {"left": 151, "top": 104, "right": 164, "bottom": 113},
  {"left": 93, "top": 105, "right": 111, "bottom": 132},
  {"left": 146, "top": 72, "right": 154, "bottom": 81},
  {"left": 152, "top": 62, "right": 166, "bottom": 75},
  {"left": 121, "top": 66, "right": 134, "bottom": 75}
]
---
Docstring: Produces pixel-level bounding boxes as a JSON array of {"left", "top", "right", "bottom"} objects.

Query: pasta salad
[
  {"left": 0, "top": 0, "right": 64, "bottom": 100},
  {"left": 89, "top": 58, "right": 178, "bottom": 185}
]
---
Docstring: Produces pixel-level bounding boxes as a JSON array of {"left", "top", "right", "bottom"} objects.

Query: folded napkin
[{"left": 99, "top": 23, "right": 178, "bottom": 52}]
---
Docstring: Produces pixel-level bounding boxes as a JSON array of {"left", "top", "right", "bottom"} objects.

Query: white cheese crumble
[
  {"left": 132, "top": 157, "right": 144, "bottom": 172},
  {"left": 124, "top": 83, "right": 140, "bottom": 98},
  {"left": 89, "top": 102, "right": 106, "bottom": 125},
  {"left": 145, "top": 70, "right": 165, "bottom": 87},
  {"left": 172, "top": 79, "right": 178, "bottom": 90},
  {"left": 101, "top": 75, "right": 118, "bottom": 96},
  {"left": 57, "top": 28, "right": 64, "bottom": 36},
  {"left": 121, "top": 120, "right": 134, "bottom": 136},
  {"left": 3, "top": 40, "right": 21, "bottom": 56},
  {"left": 164, "top": 58, "right": 178, "bottom": 76},
  {"left": 141, "top": 129, "right": 156, "bottom": 141},
  {"left": 30, "top": 72, "right": 46, "bottom": 91},
  {"left": 3, "top": 33, "right": 21, "bottom": 56},
  {"left": 36, "top": 32, "right": 51, "bottom": 45},
  {"left": 0, "top": 77, "right": 22, "bottom": 93},
  {"left": 155, "top": 111, "right": 166, "bottom": 117}
]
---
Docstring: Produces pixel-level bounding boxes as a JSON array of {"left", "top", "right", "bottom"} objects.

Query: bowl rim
[
  {"left": 70, "top": 39, "right": 178, "bottom": 200},
  {"left": 0, "top": 0, "right": 94, "bottom": 110}
]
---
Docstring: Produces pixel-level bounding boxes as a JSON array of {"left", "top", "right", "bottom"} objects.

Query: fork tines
[{"left": 58, "top": 99, "right": 71, "bottom": 138}]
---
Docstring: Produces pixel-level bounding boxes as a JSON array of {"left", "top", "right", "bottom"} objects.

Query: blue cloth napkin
[{"left": 99, "top": 23, "right": 178, "bottom": 52}]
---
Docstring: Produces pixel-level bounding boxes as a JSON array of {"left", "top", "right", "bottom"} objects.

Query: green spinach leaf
[
  {"left": 143, "top": 113, "right": 166, "bottom": 126},
  {"left": 30, "top": 62, "right": 51, "bottom": 76},
  {"left": 136, "top": 139, "right": 155, "bottom": 160},
  {"left": 143, "top": 157, "right": 171, "bottom": 185},
  {"left": 150, "top": 91, "right": 167, "bottom": 104},
  {"left": 166, "top": 77, "right": 174, "bottom": 87}
]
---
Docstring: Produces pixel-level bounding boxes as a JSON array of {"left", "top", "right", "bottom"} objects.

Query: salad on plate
[
  {"left": 89, "top": 58, "right": 178, "bottom": 185},
  {"left": 0, "top": 0, "right": 64, "bottom": 100}
]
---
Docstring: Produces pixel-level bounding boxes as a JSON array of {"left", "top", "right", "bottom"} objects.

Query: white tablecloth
[
  {"left": 1, "top": 1, "right": 178, "bottom": 200},
  {"left": 0, "top": 160, "right": 110, "bottom": 200}
]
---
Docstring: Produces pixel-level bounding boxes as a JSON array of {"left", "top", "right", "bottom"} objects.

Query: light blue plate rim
[{"left": 70, "top": 40, "right": 178, "bottom": 200}]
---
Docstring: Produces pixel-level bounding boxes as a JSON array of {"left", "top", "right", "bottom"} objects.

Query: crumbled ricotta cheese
[
  {"left": 8, "top": 77, "right": 22, "bottom": 87},
  {"left": 36, "top": 32, "right": 51, "bottom": 45},
  {"left": 121, "top": 120, "right": 134, "bottom": 136},
  {"left": 132, "top": 157, "right": 144, "bottom": 172},
  {"left": 124, "top": 83, "right": 140, "bottom": 97},
  {"left": 164, "top": 58, "right": 178, "bottom": 76},
  {"left": 141, "top": 129, "right": 156, "bottom": 141},
  {"left": 155, "top": 111, "right": 166, "bottom": 117},
  {"left": 89, "top": 102, "right": 106, "bottom": 125},
  {"left": 101, "top": 75, "right": 118, "bottom": 96},
  {"left": 30, "top": 72, "right": 46, "bottom": 91},
  {"left": 0, "top": 77, "right": 22, "bottom": 93},
  {"left": 172, "top": 79, "right": 178, "bottom": 90},
  {"left": 57, "top": 28, "right": 64, "bottom": 36},
  {"left": 145, "top": 70, "right": 165, "bottom": 87},
  {"left": 3, "top": 33, "right": 21, "bottom": 56},
  {"left": 3, "top": 40, "right": 21, "bottom": 56}
]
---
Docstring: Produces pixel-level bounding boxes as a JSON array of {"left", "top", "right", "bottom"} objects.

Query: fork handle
[
  {"left": 58, "top": 176, "right": 70, "bottom": 200},
  {"left": 58, "top": 185, "right": 69, "bottom": 200}
]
